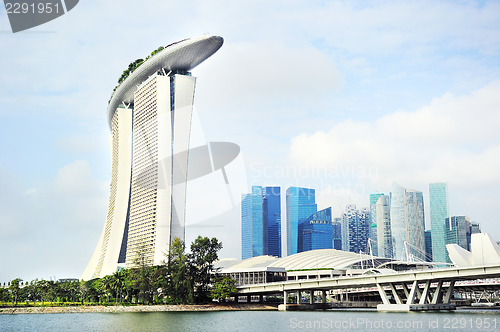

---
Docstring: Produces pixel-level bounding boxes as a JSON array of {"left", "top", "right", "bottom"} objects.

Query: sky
[{"left": 0, "top": 0, "right": 499, "bottom": 283}]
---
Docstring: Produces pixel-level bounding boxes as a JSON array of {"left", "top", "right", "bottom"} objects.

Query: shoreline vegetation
[
  {"left": 2, "top": 237, "right": 239, "bottom": 308},
  {"left": 0, "top": 303, "right": 277, "bottom": 315}
]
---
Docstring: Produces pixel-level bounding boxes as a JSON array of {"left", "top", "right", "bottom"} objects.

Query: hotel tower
[{"left": 81, "top": 36, "right": 223, "bottom": 280}]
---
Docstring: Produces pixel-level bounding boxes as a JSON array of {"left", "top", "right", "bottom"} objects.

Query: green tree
[
  {"left": 36, "top": 280, "right": 52, "bottom": 305},
  {"left": 110, "top": 271, "right": 125, "bottom": 304},
  {"left": 166, "top": 237, "right": 194, "bottom": 304},
  {"left": 100, "top": 275, "right": 114, "bottom": 304},
  {"left": 210, "top": 275, "right": 237, "bottom": 302},
  {"left": 0, "top": 287, "right": 11, "bottom": 304},
  {"left": 9, "top": 278, "right": 22, "bottom": 306},
  {"left": 189, "top": 236, "right": 223, "bottom": 303},
  {"left": 131, "top": 245, "right": 153, "bottom": 304}
]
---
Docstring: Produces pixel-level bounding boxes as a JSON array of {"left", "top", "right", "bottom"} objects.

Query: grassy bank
[{"left": 0, "top": 303, "right": 278, "bottom": 315}]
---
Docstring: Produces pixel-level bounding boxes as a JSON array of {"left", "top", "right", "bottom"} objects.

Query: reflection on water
[{"left": 0, "top": 309, "right": 499, "bottom": 332}]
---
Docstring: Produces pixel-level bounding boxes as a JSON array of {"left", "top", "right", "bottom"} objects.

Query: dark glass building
[
  {"left": 332, "top": 217, "right": 342, "bottom": 250},
  {"left": 298, "top": 207, "right": 333, "bottom": 252},
  {"left": 446, "top": 216, "right": 470, "bottom": 263},
  {"left": 424, "top": 230, "right": 433, "bottom": 262},
  {"left": 264, "top": 187, "right": 282, "bottom": 257}
]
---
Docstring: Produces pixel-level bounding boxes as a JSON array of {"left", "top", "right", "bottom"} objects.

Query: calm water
[{"left": 1, "top": 309, "right": 499, "bottom": 332}]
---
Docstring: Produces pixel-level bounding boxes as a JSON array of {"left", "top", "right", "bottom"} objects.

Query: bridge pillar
[
  {"left": 322, "top": 290, "right": 327, "bottom": 304},
  {"left": 283, "top": 290, "right": 288, "bottom": 305},
  {"left": 309, "top": 290, "right": 314, "bottom": 304},
  {"left": 443, "top": 280, "right": 455, "bottom": 304},
  {"left": 247, "top": 295, "right": 251, "bottom": 303},
  {"left": 419, "top": 280, "right": 431, "bottom": 304},
  {"left": 431, "top": 280, "right": 444, "bottom": 304},
  {"left": 298, "top": 291, "right": 301, "bottom": 304},
  {"left": 406, "top": 280, "right": 418, "bottom": 305},
  {"left": 377, "top": 279, "right": 456, "bottom": 312}
]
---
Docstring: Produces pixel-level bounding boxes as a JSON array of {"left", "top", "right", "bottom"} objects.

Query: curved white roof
[
  {"left": 107, "top": 35, "right": 223, "bottom": 127},
  {"left": 268, "top": 249, "right": 391, "bottom": 270},
  {"left": 218, "top": 249, "right": 394, "bottom": 272}
]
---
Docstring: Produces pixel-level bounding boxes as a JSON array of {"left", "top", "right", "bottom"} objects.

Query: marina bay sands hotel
[{"left": 81, "top": 36, "right": 224, "bottom": 280}]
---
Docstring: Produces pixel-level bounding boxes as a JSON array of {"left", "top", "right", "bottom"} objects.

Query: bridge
[{"left": 236, "top": 264, "right": 500, "bottom": 311}]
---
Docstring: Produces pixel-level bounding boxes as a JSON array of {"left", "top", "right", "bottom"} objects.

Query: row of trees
[{"left": 1, "top": 236, "right": 237, "bottom": 306}]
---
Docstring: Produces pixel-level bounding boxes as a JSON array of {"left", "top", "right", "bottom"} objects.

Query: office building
[
  {"left": 241, "top": 186, "right": 282, "bottom": 259},
  {"left": 424, "top": 230, "right": 433, "bottom": 262},
  {"left": 429, "top": 183, "right": 449, "bottom": 263},
  {"left": 332, "top": 217, "right": 342, "bottom": 250},
  {"left": 341, "top": 204, "right": 370, "bottom": 254},
  {"left": 446, "top": 216, "right": 471, "bottom": 263},
  {"left": 375, "top": 194, "right": 393, "bottom": 258},
  {"left": 390, "top": 183, "right": 425, "bottom": 261},
  {"left": 369, "top": 193, "right": 384, "bottom": 256},
  {"left": 286, "top": 187, "right": 317, "bottom": 256},
  {"left": 298, "top": 207, "right": 333, "bottom": 252}
]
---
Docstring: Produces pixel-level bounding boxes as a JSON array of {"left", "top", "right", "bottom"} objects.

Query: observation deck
[{"left": 107, "top": 35, "right": 223, "bottom": 128}]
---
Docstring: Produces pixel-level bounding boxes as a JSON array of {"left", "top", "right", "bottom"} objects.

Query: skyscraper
[
  {"left": 286, "top": 187, "right": 317, "bottom": 256},
  {"left": 424, "top": 230, "right": 433, "bottom": 262},
  {"left": 369, "top": 193, "right": 384, "bottom": 256},
  {"left": 375, "top": 194, "right": 392, "bottom": 258},
  {"left": 241, "top": 186, "right": 281, "bottom": 259},
  {"left": 241, "top": 186, "right": 265, "bottom": 259},
  {"left": 298, "top": 207, "right": 333, "bottom": 252},
  {"left": 390, "top": 183, "right": 425, "bottom": 261},
  {"left": 264, "top": 187, "right": 282, "bottom": 257},
  {"left": 470, "top": 222, "right": 481, "bottom": 235},
  {"left": 429, "top": 183, "right": 449, "bottom": 263},
  {"left": 341, "top": 204, "right": 369, "bottom": 254},
  {"left": 446, "top": 216, "right": 471, "bottom": 263},
  {"left": 81, "top": 36, "right": 223, "bottom": 280},
  {"left": 332, "top": 217, "right": 342, "bottom": 250}
]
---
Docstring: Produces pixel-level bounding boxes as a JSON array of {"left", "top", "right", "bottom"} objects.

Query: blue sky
[{"left": 0, "top": 0, "right": 499, "bottom": 282}]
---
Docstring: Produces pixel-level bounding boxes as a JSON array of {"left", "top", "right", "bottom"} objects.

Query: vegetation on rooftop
[{"left": 108, "top": 46, "right": 165, "bottom": 104}]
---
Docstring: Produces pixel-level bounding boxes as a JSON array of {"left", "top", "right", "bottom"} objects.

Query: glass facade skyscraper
[
  {"left": 298, "top": 207, "right": 332, "bottom": 252},
  {"left": 424, "top": 230, "right": 433, "bottom": 262},
  {"left": 390, "top": 183, "right": 425, "bottom": 261},
  {"left": 332, "top": 217, "right": 342, "bottom": 250},
  {"left": 375, "top": 194, "right": 392, "bottom": 258},
  {"left": 264, "top": 187, "right": 281, "bottom": 257},
  {"left": 286, "top": 187, "right": 317, "bottom": 256},
  {"left": 241, "top": 186, "right": 281, "bottom": 259},
  {"left": 369, "top": 193, "right": 384, "bottom": 256},
  {"left": 446, "top": 216, "right": 470, "bottom": 263},
  {"left": 341, "top": 204, "right": 369, "bottom": 254},
  {"left": 429, "top": 183, "right": 449, "bottom": 263}
]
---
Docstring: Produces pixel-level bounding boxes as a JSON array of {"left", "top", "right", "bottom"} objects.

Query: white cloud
[
  {"left": 0, "top": 160, "right": 107, "bottom": 282},
  {"left": 288, "top": 81, "right": 500, "bottom": 237}
]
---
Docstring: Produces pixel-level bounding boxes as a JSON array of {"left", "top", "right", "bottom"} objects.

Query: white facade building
[
  {"left": 81, "top": 36, "right": 223, "bottom": 280},
  {"left": 376, "top": 194, "right": 392, "bottom": 259},
  {"left": 390, "top": 183, "right": 425, "bottom": 262}
]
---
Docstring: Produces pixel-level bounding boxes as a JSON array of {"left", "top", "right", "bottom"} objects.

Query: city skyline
[
  {"left": 241, "top": 181, "right": 483, "bottom": 262},
  {"left": 1, "top": 1, "right": 499, "bottom": 282}
]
